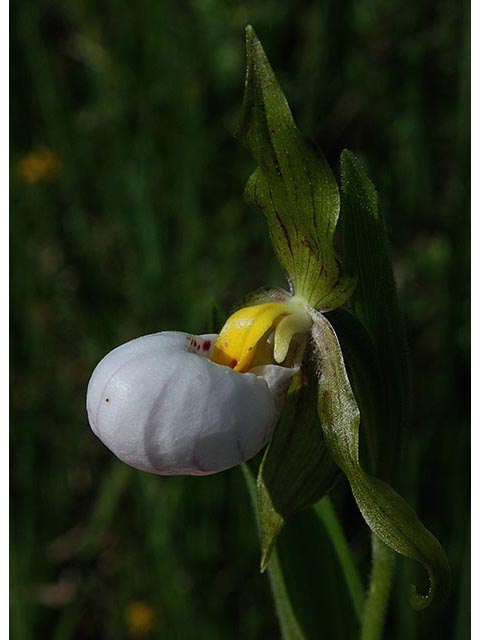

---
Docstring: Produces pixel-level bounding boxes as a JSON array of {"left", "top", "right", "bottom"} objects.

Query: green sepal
[
  {"left": 257, "top": 364, "right": 340, "bottom": 571},
  {"left": 312, "top": 310, "right": 450, "bottom": 609},
  {"left": 340, "top": 150, "right": 411, "bottom": 479},
  {"left": 236, "top": 26, "right": 355, "bottom": 310}
]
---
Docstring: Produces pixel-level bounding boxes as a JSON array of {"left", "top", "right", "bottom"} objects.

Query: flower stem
[
  {"left": 361, "top": 534, "right": 396, "bottom": 640},
  {"left": 242, "top": 464, "right": 306, "bottom": 640}
]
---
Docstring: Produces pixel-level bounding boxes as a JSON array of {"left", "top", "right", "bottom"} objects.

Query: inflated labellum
[
  {"left": 87, "top": 296, "right": 312, "bottom": 476},
  {"left": 87, "top": 331, "right": 297, "bottom": 476},
  {"left": 311, "top": 310, "right": 451, "bottom": 609},
  {"left": 235, "top": 26, "right": 355, "bottom": 311}
]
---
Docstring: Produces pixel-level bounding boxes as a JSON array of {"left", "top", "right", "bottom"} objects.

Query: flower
[
  {"left": 16, "top": 146, "right": 61, "bottom": 183},
  {"left": 125, "top": 601, "right": 155, "bottom": 637},
  {"left": 85, "top": 26, "right": 451, "bottom": 613},
  {"left": 86, "top": 296, "right": 311, "bottom": 475}
]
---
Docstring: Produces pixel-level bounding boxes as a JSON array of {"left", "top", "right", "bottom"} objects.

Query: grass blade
[{"left": 313, "top": 497, "right": 365, "bottom": 622}]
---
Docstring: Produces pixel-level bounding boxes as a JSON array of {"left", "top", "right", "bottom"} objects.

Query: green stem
[
  {"left": 361, "top": 534, "right": 396, "bottom": 640},
  {"left": 241, "top": 464, "right": 306, "bottom": 640},
  {"left": 266, "top": 549, "right": 306, "bottom": 640},
  {"left": 314, "top": 497, "right": 365, "bottom": 623}
]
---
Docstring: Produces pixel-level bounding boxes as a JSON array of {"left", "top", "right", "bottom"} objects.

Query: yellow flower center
[{"left": 210, "top": 298, "right": 311, "bottom": 372}]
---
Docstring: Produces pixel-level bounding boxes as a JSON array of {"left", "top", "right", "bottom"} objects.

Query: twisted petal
[{"left": 311, "top": 310, "right": 450, "bottom": 609}]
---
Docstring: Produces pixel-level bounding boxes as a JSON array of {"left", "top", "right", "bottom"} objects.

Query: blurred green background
[{"left": 11, "top": 0, "right": 470, "bottom": 638}]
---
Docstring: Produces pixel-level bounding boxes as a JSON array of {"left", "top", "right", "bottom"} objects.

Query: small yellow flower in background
[
  {"left": 16, "top": 146, "right": 61, "bottom": 183},
  {"left": 125, "top": 601, "right": 155, "bottom": 637}
]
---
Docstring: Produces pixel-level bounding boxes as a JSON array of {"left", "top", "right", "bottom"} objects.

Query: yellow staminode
[{"left": 211, "top": 299, "right": 311, "bottom": 372}]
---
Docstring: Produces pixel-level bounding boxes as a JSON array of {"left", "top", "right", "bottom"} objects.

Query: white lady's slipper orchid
[{"left": 87, "top": 298, "right": 312, "bottom": 476}]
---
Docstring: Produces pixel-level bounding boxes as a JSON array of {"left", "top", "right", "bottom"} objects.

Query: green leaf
[
  {"left": 277, "top": 506, "right": 361, "bottom": 639},
  {"left": 257, "top": 365, "right": 340, "bottom": 571},
  {"left": 311, "top": 310, "right": 450, "bottom": 609},
  {"left": 242, "top": 464, "right": 306, "bottom": 640},
  {"left": 236, "top": 26, "right": 355, "bottom": 309},
  {"left": 340, "top": 151, "right": 411, "bottom": 479}
]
